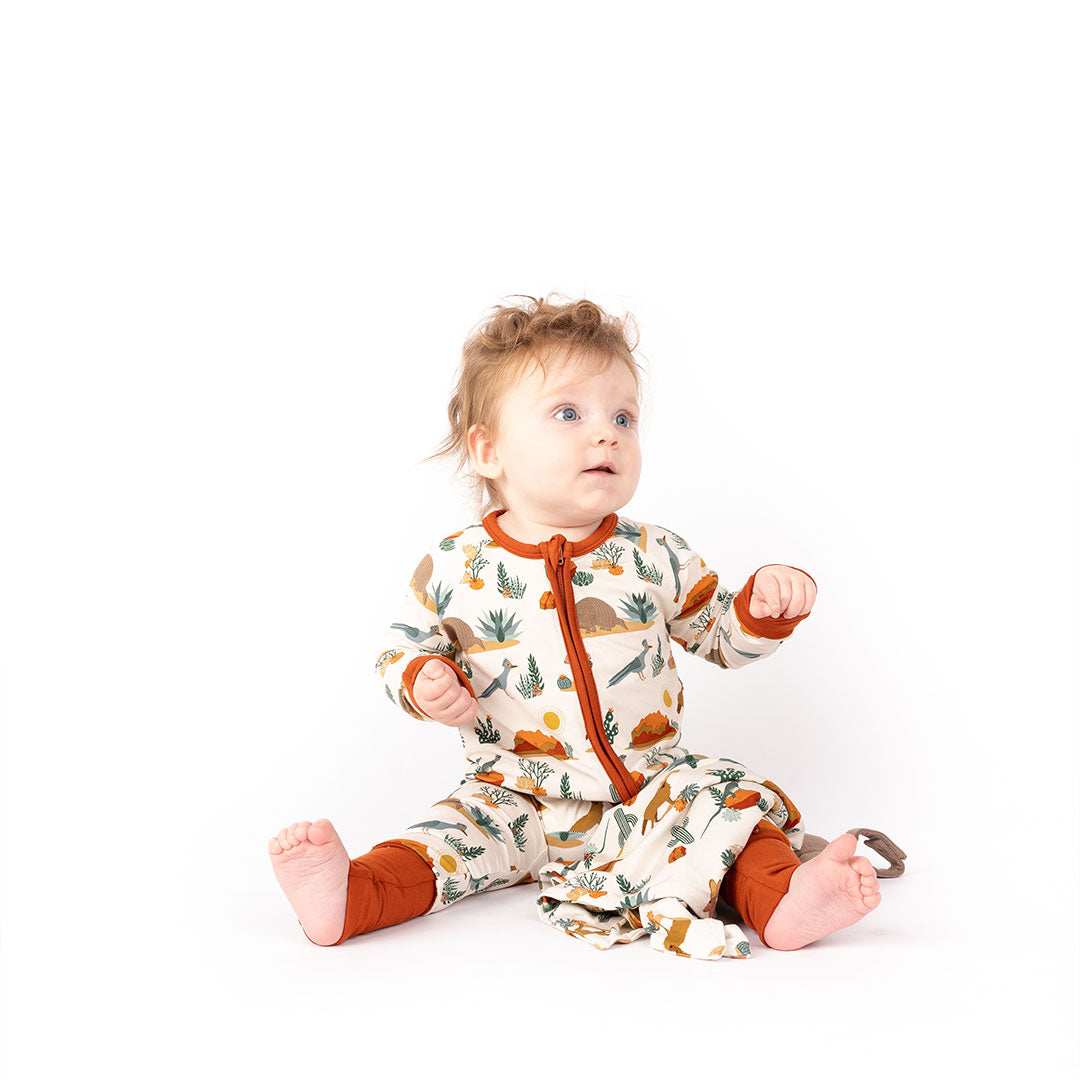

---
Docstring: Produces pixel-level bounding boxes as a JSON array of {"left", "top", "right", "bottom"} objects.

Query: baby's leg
[
  {"left": 269, "top": 781, "right": 548, "bottom": 946},
  {"left": 720, "top": 820, "right": 881, "bottom": 950},
  {"left": 269, "top": 820, "right": 433, "bottom": 946}
]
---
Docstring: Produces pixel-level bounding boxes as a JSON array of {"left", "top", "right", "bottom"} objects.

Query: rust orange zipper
[{"left": 542, "top": 535, "right": 639, "bottom": 804}]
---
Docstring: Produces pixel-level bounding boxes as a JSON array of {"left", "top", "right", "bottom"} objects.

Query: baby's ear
[{"left": 467, "top": 423, "right": 500, "bottom": 478}]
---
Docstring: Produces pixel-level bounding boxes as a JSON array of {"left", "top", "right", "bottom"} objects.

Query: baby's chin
[
  {"left": 514, "top": 480, "right": 634, "bottom": 527},
  {"left": 580, "top": 480, "right": 636, "bottom": 512},
  {"left": 558, "top": 492, "right": 632, "bottom": 523}
]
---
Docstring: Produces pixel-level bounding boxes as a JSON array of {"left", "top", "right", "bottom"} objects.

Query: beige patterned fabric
[
  {"left": 376, "top": 515, "right": 788, "bottom": 802},
  {"left": 373, "top": 513, "right": 810, "bottom": 958},
  {"left": 383, "top": 752, "right": 804, "bottom": 960}
]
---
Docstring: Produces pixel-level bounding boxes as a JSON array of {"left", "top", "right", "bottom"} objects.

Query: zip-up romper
[{"left": 371, "top": 509, "right": 813, "bottom": 959}]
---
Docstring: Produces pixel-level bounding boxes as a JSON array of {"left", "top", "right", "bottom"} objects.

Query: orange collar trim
[{"left": 482, "top": 509, "right": 619, "bottom": 559}]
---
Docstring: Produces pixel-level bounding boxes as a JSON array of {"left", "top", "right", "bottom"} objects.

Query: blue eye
[{"left": 555, "top": 406, "right": 636, "bottom": 427}]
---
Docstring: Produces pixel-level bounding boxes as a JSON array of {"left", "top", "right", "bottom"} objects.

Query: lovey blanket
[{"left": 534, "top": 752, "right": 804, "bottom": 960}]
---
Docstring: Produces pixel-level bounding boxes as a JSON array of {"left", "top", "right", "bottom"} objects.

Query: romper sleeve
[
  {"left": 660, "top": 527, "right": 815, "bottom": 670},
  {"left": 373, "top": 543, "right": 477, "bottom": 722}
]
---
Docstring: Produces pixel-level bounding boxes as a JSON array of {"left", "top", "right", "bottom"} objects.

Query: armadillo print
[
  {"left": 375, "top": 513, "right": 788, "bottom": 805},
  {"left": 373, "top": 511, "right": 805, "bottom": 959}
]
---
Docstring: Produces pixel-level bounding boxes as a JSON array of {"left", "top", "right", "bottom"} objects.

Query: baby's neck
[{"left": 495, "top": 508, "right": 609, "bottom": 545}]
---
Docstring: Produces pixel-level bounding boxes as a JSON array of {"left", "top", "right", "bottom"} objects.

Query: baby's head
[{"left": 425, "top": 294, "right": 648, "bottom": 530}]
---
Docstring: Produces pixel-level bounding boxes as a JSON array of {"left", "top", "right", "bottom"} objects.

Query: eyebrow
[{"left": 540, "top": 388, "right": 639, "bottom": 410}]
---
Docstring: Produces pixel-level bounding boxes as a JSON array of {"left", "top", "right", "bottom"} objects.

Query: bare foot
[
  {"left": 268, "top": 819, "right": 349, "bottom": 946},
  {"left": 761, "top": 833, "right": 881, "bottom": 950}
]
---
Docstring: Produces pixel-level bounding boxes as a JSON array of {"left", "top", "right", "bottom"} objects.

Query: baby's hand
[
  {"left": 748, "top": 565, "right": 817, "bottom": 619},
  {"left": 413, "top": 659, "right": 479, "bottom": 727}
]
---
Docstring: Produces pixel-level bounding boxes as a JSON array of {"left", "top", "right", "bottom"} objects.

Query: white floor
[{"left": 4, "top": 832, "right": 1074, "bottom": 1078}]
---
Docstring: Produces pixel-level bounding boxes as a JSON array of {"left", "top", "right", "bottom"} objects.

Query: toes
[
  {"left": 851, "top": 855, "right": 874, "bottom": 876},
  {"left": 863, "top": 891, "right": 882, "bottom": 908},
  {"left": 826, "top": 833, "right": 858, "bottom": 860},
  {"left": 279, "top": 824, "right": 302, "bottom": 850},
  {"left": 272, "top": 820, "right": 328, "bottom": 853},
  {"left": 308, "top": 819, "right": 335, "bottom": 845}
]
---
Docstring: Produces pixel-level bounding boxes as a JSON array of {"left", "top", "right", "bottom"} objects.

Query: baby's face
[{"left": 480, "top": 351, "right": 642, "bottom": 530}]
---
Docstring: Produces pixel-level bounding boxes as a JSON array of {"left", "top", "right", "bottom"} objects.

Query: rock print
[{"left": 371, "top": 511, "right": 805, "bottom": 959}]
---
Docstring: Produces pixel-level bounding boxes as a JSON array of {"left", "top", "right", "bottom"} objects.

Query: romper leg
[
  {"left": 322, "top": 780, "right": 549, "bottom": 944},
  {"left": 719, "top": 818, "right": 801, "bottom": 947}
]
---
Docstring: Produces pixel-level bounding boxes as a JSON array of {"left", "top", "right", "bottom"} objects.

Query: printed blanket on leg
[{"left": 535, "top": 753, "right": 804, "bottom": 960}]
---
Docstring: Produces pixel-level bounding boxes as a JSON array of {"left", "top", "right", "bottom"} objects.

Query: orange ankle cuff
[
  {"left": 320, "top": 842, "right": 437, "bottom": 945},
  {"left": 719, "top": 822, "right": 801, "bottom": 946}
]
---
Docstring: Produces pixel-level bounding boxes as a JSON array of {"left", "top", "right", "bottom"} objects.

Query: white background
[{"left": 2, "top": 1, "right": 1077, "bottom": 1075}]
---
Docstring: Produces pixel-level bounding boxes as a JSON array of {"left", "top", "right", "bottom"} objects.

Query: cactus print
[{"left": 374, "top": 512, "right": 806, "bottom": 959}]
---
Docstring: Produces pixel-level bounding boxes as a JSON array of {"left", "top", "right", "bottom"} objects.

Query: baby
[{"left": 269, "top": 294, "right": 880, "bottom": 959}]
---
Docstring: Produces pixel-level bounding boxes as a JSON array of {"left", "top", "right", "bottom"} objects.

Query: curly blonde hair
[{"left": 421, "top": 293, "right": 647, "bottom": 518}]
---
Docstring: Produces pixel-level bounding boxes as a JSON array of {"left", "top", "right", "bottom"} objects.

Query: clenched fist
[
  {"left": 748, "top": 565, "right": 817, "bottom": 620},
  {"left": 412, "top": 658, "right": 478, "bottom": 727}
]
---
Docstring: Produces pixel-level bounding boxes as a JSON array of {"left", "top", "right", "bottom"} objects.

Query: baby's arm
[
  {"left": 374, "top": 545, "right": 477, "bottom": 723},
  {"left": 663, "top": 531, "right": 816, "bottom": 668}
]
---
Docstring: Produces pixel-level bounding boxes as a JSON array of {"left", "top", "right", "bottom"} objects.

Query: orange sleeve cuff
[
  {"left": 732, "top": 566, "right": 817, "bottom": 640},
  {"left": 401, "top": 654, "right": 476, "bottom": 720}
]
